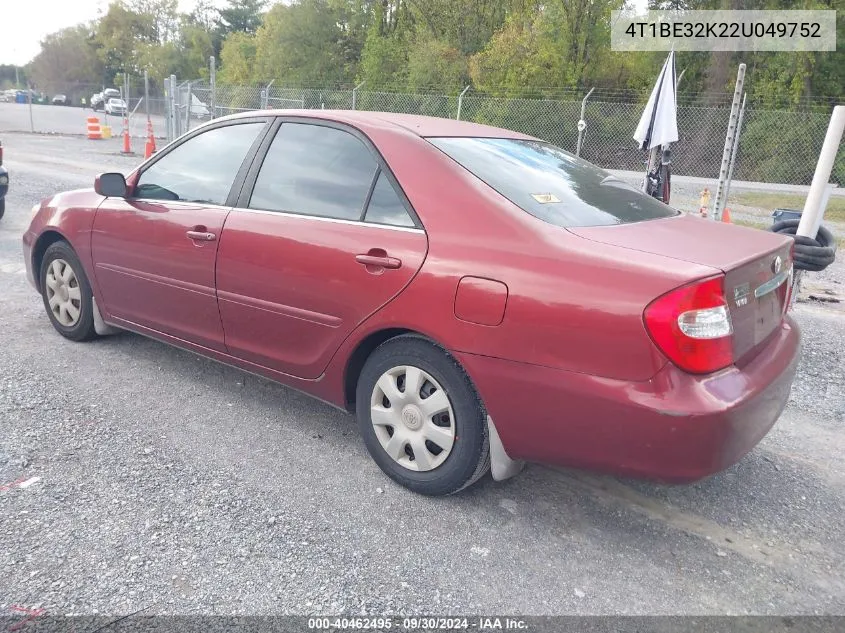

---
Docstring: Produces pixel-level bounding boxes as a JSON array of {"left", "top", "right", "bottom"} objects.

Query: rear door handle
[
  {"left": 355, "top": 254, "right": 401, "bottom": 269},
  {"left": 186, "top": 230, "right": 216, "bottom": 241}
]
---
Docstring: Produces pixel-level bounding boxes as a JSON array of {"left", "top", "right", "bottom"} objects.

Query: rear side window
[
  {"left": 364, "top": 171, "right": 415, "bottom": 228},
  {"left": 249, "top": 123, "right": 378, "bottom": 220},
  {"left": 429, "top": 137, "right": 678, "bottom": 228}
]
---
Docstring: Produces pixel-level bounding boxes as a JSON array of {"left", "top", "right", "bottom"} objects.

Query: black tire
[
  {"left": 0, "top": 198, "right": 5, "bottom": 220},
  {"left": 39, "top": 241, "right": 97, "bottom": 342},
  {"left": 356, "top": 335, "right": 490, "bottom": 496}
]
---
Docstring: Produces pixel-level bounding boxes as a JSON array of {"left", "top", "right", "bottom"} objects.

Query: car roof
[{"left": 227, "top": 109, "right": 536, "bottom": 140}]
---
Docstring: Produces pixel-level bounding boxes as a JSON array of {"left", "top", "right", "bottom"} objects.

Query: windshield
[{"left": 428, "top": 137, "right": 678, "bottom": 228}]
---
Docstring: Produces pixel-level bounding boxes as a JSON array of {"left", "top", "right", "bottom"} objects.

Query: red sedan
[{"left": 23, "top": 111, "right": 799, "bottom": 495}]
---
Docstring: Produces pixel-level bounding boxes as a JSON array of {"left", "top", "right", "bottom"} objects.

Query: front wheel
[
  {"left": 0, "top": 198, "right": 5, "bottom": 220},
  {"left": 356, "top": 336, "right": 490, "bottom": 496},
  {"left": 39, "top": 241, "right": 98, "bottom": 342}
]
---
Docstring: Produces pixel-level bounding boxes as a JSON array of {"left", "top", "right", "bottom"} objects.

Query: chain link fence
[{"left": 2, "top": 76, "right": 841, "bottom": 187}]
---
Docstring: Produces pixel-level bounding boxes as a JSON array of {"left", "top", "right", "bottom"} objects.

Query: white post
[
  {"left": 789, "top": 105, "right": 844, "bottom": 309},
  {"left": 711, "top": 63, "right": 746, "bottom": 221},
  {"left": 797, "top": 105, "right": 845, "bottom": 239},
  {"left": 456, "top": 85, "right": 470, "bottom": 120},
  {"left": 576, "top": 87, "right": 594, "bottom": 157},
  {"left": 352, "top": 81, "right": 365, "bottom": 110}
]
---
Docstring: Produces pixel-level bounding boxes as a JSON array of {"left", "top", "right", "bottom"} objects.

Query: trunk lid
[{"left": 570, "top": 214, "right": 794, "bottom": 363}]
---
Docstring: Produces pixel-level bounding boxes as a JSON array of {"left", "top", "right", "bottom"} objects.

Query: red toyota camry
[{"left": 23, "top": 111, "right": 799, "bottom": 495}]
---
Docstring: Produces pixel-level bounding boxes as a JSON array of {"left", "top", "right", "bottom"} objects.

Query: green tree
[
  {"left": 358, "top": 1, "right": 409, "bottom": 87},
  {"left": 406, "top": 36, "right": 468, "bottom": 92},
  {"left": 252, "top": 0, "right": 350, "bottom": 85},
  {"left": 219, "top": 31, "right": 257, "bottom": 84},
  {"left": 29, "top": 24, "right": 104, "bottom": 90},
  {"left": 96, "top": 2, "right": 157, "bottom": 76},
  {"left": 218, "top": 0, "right": 266, "bottom": 35}
]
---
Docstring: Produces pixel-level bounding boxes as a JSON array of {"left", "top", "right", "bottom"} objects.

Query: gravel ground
[{"left": 0, "top": 132, "right": 843, "bottom": 619}]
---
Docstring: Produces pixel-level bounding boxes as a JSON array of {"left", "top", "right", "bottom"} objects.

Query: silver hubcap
[
  {"left": 370, "top": 365, "right": 456, "bottom": 472},
  {"left": 45, "top": 259, "right": 82, "bottom": 327}
]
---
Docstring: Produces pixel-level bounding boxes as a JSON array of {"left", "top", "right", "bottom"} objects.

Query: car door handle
[
  {"left": 355, "top": 254, "right": 401, "bottom": 269},
  {"left": 186, "top": 230, "right": 216, "bottom": 241}
]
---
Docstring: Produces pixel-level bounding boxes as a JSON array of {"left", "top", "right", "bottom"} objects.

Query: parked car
[
  {"left": 52, "top": 94, "right": 68, "bottom": 105},
  {"left": 91, "top": 88, "right": 120, "bottom": 111},
  {"left": 0, "top": 139, "right": 8, "bottom": 220},
  {"left": 22, "top": 111, "right": 800, "bottom": 495},
  {"left": 104, "top": 98, "right": 127, "bottom": 116}
]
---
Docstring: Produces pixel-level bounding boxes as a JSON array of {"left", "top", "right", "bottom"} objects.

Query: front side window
[
  {"left": 135, "top": 122, "right": 265, "bottom": 205},
  {"left": 429, "top": 137, "right": 679, "bottom": 228},
  {"left": 249, "top": 123, "right": 378, "bottom": 220}
]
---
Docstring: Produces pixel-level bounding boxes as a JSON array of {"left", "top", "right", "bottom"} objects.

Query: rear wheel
[
  {"left": 39, "top": 241, "right": 97, "bottom": 342},
  {"left": 0, "top": 198, "right": 5, "bottom": 220},
  {"left": 356, "top": 336, "right": 490, "bottom": 496}
]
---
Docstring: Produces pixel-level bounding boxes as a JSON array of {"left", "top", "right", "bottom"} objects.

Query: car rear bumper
[{"left": 456, "top": 316, "right": 800, "bottom": 483}]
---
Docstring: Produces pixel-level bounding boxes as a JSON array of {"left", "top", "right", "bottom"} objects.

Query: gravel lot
[{"left": 0, "top": 131, "right": 843, "bottom": 619}]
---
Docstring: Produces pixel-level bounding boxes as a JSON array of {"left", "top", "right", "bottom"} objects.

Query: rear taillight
[
  {"left": 644, "top": 276, "right": 734, "bottom": 374},
  {"left": 0, "top": 143, "right": 4, "bottom": 165}
]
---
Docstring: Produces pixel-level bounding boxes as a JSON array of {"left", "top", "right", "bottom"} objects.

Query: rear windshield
[{"left": 428, "top": 137, "right": 678, "bottom": 228}]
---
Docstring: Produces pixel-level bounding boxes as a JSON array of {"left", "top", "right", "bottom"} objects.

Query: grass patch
[
  {"left": 732, "top": 191, "right": 845, "bottom": 222},
  {"left": 732, "top": 217, "right": 845, "bottom": 248}
]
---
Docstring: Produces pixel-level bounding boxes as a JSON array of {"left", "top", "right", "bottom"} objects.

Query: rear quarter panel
[{"left": 321, "top": 130, "right": 718, "bottom": 386}]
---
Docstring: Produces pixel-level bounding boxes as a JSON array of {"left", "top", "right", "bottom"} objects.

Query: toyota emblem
[{"left": 772, "top": 256, "right": 782, "bottom": 275}]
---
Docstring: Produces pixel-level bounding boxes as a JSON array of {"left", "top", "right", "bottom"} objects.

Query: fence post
[
  {"left": 711, "top": 63, "right": 746, "bottom": 222},
  {"left": 261, "top": 79, "right": 275, "bottom": 110},
  {"left": 209, "top": 56, "right": 216, "bottom": 119},
  {"left": 723, "top": 92, "right": 747, "bottom": 202},
  {"left": 576, "top": 87, "right": 594, "bottom": 158},
  {"left": 352, "top": 81, "right": 365, "bottom": 110},
  {"left": 27, "top": 83, "right": 34, "bottom": 133},
  {"left": 185, "top": 81, "right": 193, "bottom": 132},
  {"left": 456, "top": 85, "right": 470, "bottom": 120},
  {"left": 163, "top": 77, "right": 170, "bottom": 141},
  {"left": 169, "top": 74, "right": 178, "bottom": 140},
  {"left": 144, "top": 70, "right": 150, "bottom": 124}
]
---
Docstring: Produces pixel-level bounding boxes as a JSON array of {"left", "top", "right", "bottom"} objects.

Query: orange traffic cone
[
  {"left": 121, "top": 116, "right": 132, "bottom": 154},
  {"left": 722, "top": 207, "right": 732, "bottom": 223},
  {"left": 144, "top": 119, "right": 156, "bottom": 159}
]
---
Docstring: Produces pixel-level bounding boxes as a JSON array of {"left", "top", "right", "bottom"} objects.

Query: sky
[{"left": 1, "top": 0, "right": 215, "bottom": 66}]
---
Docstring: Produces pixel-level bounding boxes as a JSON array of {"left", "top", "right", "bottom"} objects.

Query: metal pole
[
  {"left": 352, "top": 81, "right": 365, "bottom": 110},
  {"left": 576, "top": 87, "right": 594, "bottom": 158},
  {"left": 169, "top": 74, "right": 178, "bottom": 139},
  {"left": 723, "top": 92, "right": 747, "bottom": 203},
  {"left": 456, "top": 85, "right": 470, "bottom": 120},
  {"left": 209, "top": 56, "right": 216, "bottom": 119},
  {"left": 262, "top": 79, "right": 275, "bottom": 110},
  {"left": 711, "top": 63, "right": 746, "bottom": 221},
  {"left": 15, "top": 66, "right": 20, "bottom": 89},
  {"left": 185, "top": 81, "right": 192, "bottom": 132},
  {"left": 27, "top": 83, "right": 34, "bottom": 133},
  {"left": 144, "top": 70, "right": 150, "bottom": 123}
]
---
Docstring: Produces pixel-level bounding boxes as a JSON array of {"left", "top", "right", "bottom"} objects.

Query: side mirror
[{"left": 95, "top": 172, "right": 127, "bottom": 198}]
